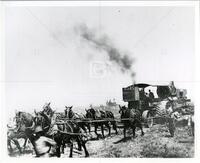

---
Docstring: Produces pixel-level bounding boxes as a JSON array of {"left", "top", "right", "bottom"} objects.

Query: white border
[
  {"left": 0, "top": 1, "right": 199, "bottom": 163},
  {"left": 2, "top": 1, "right": 198, "bottom": 7},
  {"left": 0, "top": 0, "right": 6, "bottom": 162},
  {"left": 194, "top": 0, "right": 200, "bottom": 161}
]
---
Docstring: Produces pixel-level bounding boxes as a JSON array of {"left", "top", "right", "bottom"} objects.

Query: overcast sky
[{"left": 5, "top": 6, "right": 195, "bottom": 115}]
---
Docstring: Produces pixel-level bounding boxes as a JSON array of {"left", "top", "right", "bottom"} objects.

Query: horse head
[
  {"left": 85, "top": 108, "right": 95, "bottom": 119},
  {"left": 65, "top": 106, "right": 73, "bottom": 118},
  {"left": 42, "top": 102, "right": 51, "bottom": 112},
  {"left": 99, "top": 110, "right": 106, "bottom": 118},
  {"left": 34, "top": 110, "right": 52, "bottom": 132},
  {"left": 42, "top": 102, "right": 55, "bottom": 119},
  {"left": 119, "top": 105, "right": 128, "bottom": 118},
  {"left": 34, "top": 111, "right": 45, "bottom": 126}
]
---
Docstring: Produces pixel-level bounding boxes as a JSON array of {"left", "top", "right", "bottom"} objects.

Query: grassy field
[
  {"left": 8, "top": 124, "right": 194, "bottom": 158},
  {"left": 85, "top": 124, "right": 194, "bottom": 158}
]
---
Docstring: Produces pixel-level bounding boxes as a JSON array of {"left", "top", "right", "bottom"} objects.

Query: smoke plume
[{"left": 75, "top": 24, "right": 135, "bottom": 77}]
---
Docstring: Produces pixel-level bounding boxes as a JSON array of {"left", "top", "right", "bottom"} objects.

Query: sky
[{"left": 5, "top": 6, "right": 195, "bottom": 116}]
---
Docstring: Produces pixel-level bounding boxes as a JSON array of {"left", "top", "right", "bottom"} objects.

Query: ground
[{"left": 8, "top": 124, "right": 194, "bottom": 158}]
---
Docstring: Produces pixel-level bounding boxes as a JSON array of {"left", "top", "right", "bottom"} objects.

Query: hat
[{"left": 35, "top": 126, "right": 43, "bottom": 133}]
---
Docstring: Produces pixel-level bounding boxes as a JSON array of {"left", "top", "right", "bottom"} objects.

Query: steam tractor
[{"left": 122, "top": 81, "right": 193, "bottom": 136}]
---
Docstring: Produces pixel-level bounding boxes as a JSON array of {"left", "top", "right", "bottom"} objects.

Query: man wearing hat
[{"left": 33, "top": 126, "right": 57, "bottom": 157}]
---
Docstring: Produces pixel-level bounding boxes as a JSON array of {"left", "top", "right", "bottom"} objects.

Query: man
[
  {"left": 140, "top": 88, "right": 145, "bottom": 100},
  {"left": 149, "top": 90, "right": 155, "bottom": 100},
  {"left": 33, "top": 126, "right": 57, "bottom": 157}
]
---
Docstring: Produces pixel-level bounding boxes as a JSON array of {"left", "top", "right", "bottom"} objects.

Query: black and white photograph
[{"left": 0, "top": 0, "right": 199, "bottom": 159}]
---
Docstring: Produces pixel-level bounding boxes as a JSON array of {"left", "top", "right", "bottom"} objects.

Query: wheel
[{"left": 142, "top": 110, "right": 154, "bottom": 128}]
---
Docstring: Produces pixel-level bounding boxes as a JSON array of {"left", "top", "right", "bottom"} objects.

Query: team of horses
[{"left": 7, "top": 103, "right": 145, "bottom": 157}]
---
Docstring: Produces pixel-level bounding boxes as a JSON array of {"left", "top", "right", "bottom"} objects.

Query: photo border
[{"left": 0, "top": 1, "right": 199, "bottom": 163}]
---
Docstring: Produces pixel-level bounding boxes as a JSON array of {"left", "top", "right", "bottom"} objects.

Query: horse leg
[
  {"left": 76, "top": 137, "right": 82, "bottom": 151},
  {"left": 69, "top": 141, "right": 73, "bottom": 158},
  {"left": 23, "top": 138, "right": 28, "bottom": 152},
  {"left": 108, "top": 124, "right": 111, "bottom": 136},
  {"left": 13, "top": 139, "right": 22, "bottom": 154},
  {"left": 56, "top": 145, "right": 61, "bottom": 157},
  {"left": 81, "top": 124, "right": 87, "bottom": 134},
  {"left": 112, "top": 121, "right": 118, "bottom": 134},
  {"left": 61, "top": 140, "right": 65, "bottom": 154},
  {"left": 139, "top": 123, "right": 144, "bottom": 136},
  {"left": 7, "top": 139, "right": 13, "bottom": 153},
  {"left": 105, "top": 123, "right": 111, "bottom": 136},
  {"left": 101, "top": 124, "right": 105, "bottom": 138},
  {"left": 80, "top": 140, "right": 89, "bottom": 157},
  {"left": 55, "top": 140, "right": 61, "bottom": 158},
  {"left": 54, "top": 134, "right": 62, "bottom": 157},
  {"left": 132, "top": 126, "right": 136, "bottom": 138},
  {"left": 87, "top": 123, "right": 91, "bottom": 133},
  {"left": 61, "top": 145, "right": 64, "bottom": 154},
  {"left": 94, "top": 124, "right": 99, "bottom": 139},
  {"left": 123, "top": 126, "right": 126, "bottom": 139}
]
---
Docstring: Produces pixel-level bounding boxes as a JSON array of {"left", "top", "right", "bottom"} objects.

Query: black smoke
[{"left": 75, "top": 24, "right": 135, "bottom": 78}]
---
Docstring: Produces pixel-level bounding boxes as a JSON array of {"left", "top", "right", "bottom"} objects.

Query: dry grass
[
  {"left": 87, "top": 125, "right": 194, "bottom": 158},
  {"left": 8, "top": 124, "right": 194, "bottom": 158}
]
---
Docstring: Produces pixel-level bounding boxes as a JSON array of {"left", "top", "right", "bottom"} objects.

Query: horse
[
  {"left": 119, "top": 105, "right": 144, "bottom": 139},
  {"left": 99, "top": 110, "right": 118, "bottom": 135},
  {"left": 85, "top": 108, "right": 117, "bottom": 139},
  {"left": 64, "top": 106, "right": 91, "bottom": 133},
  {"left": 34, "top": 109, "right": 89, "bottom": 157},
  {"left": 53, "top": 115, "right": 89, "bottom": 157},
  {"left": 41, "top": 102, "right": 55, "bottom": 120},
  {"left": 14, "top": 111, "right": 39, "bottom": 155},
  {"left": 34, "top": 110, "right": 51, "bottom": 133}
]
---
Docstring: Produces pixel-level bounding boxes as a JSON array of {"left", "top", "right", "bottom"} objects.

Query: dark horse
[
  {"left": 85, "top": 108, "right": 118, "bottom": 139},
  {"left": 119, "top": 105, "right": 144, "bottom": 139},
  {"left": 34, "top": 110, "right": 51, "bottom": 133},
  {"left": 64, "top": 106, "right": 91, "bottom": 133},
  {"left": 41, "top": 102, "right": 55, "bottom": 120},
  {"left": 34, "top": 103, "right": 89, "bottom": 157}
]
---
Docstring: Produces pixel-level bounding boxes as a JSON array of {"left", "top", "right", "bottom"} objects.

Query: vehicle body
[{"left": 122, "top": 81, "right": 192, "bottom": 136}]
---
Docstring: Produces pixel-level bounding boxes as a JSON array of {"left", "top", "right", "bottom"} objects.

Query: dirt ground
[{"left": 8, "top": 124, "right": 194, "bottom": 158}]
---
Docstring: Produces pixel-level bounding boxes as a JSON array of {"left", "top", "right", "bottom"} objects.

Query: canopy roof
[{"left": 134, "top": 83, "right": 151, "bottom": 88}]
